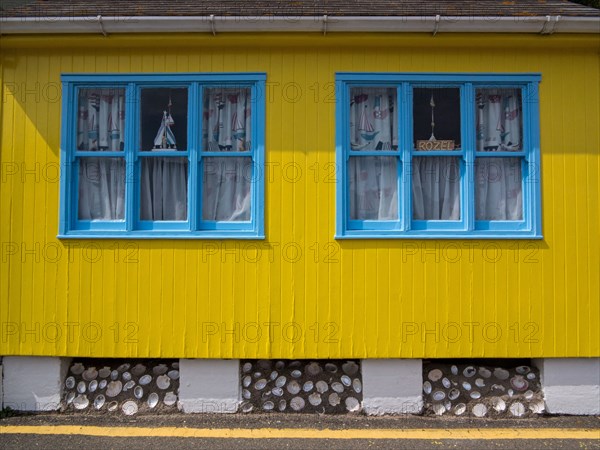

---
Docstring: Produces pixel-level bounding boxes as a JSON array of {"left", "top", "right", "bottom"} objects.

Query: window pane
[
  {"left": 349, "top": 156, "right": 398, "bottom": 220},
  {"left": 78, "top": 157, "right": 125, "bottom": 220},
  {"left": 77, "top": 89, "right": 125, "bottom": 151},
  {"left": 412, "top": 156, "right": 460, "bottom": 220},
  {"left": 476, "top": 88, "right": 522, "bottom": 152},
  {"left": 203, "top": 88, "right": 251, "bottom": 152},
  {"left": 350, "top": 88, "right": 398, "bottom": 151},
  {"left": 202, "top": 157, "right": 252, "bottom": 221},
  {"left": 413, "top": 87, "right": 460, "bottom": 151},
  {"left": 476, "top": 157, "right": 523, "bottom": 220},
  {"left": 140, "top": 157, "right": 188, "bottom": 221},
  {"left": 141, "top": 88, "right": 188, "bottom": 151}
]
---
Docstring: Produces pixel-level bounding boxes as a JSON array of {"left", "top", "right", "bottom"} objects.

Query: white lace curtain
[
  {"left": 348, "top": 88, "right": 460, "bottom": 221},
  {"left": 202, "top": 88, "right": 252, "bottom": 221},
  {"left": 76, "top": 88, "right": 252, "bottom": 222},
  {"left": 412, "top": 157, "right": 461, "bottom": 220},
  {"left": 77, "top": 89, "right": 126, "bottom": 152},
  {"left": 349, "top": 88, "right": 398, "bottom": 220},
  {"left": 349, "top": 156, "right": 398, "bottom": 220},
  {"left": 475, "top": 89, "right": 523, "bottom": 220},
  {"left": 349, "top": 87, "right": 523, "bottom": 221},
  {"left": 77, "top": 89, "right": 125, "bottom": 220},
  {"left": 140, "top": 158, "right": 188, "bottom": 221}
]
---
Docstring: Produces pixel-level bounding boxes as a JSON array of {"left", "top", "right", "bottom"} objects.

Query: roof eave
[{"left": 0, "top": 15, "right": 598, "bottom": 35}]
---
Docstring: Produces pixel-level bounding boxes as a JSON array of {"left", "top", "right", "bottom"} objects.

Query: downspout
[
  {"left": 209, "top": 14, "right": 216, "bottom": 36},
  {"left": 540, "top": 15, "right": 561, "bottom": 34},
  {"left": 432, "top": 15, "right": 441, "bottom": 36},
  {"left": 96, "top": 15, "right": 108, "bottom": 37}
]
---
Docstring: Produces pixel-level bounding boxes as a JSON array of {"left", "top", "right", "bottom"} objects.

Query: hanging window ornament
[
  {"left": 153, "top": 96, "right": 177, "bottom": 150},
  {"left": 416, "top": 91, "right": 456, "bottom": 151}
]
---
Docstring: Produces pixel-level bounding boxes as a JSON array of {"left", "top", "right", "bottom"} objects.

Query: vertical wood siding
[{"left": 0, "top": 35, "right": 598, "bottom": 358}]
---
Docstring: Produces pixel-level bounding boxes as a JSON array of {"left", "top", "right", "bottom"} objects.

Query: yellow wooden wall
[{"left": 0, "top": 34, "right": 598, "bottom": 359}]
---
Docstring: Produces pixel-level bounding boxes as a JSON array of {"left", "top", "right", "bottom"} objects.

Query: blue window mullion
[
  {"left": 139, "top": 151, "right": 190, "bottom": 158},
  {"left": 401, "top": 82, "right": 412, "bottom": 230},
  {"left": 70, "top": 84, "right": 80, "bottom": 232},
  {"left": 126, "top": 82, "right": 138, "bottom": 231},
  {"left": 463, "top": 83, "right": 475, "bottom": 231},
  {"left": 526, "top": 82, "right": 541, "bottom": 234},
  {"left": 409, "top": 151, "right": 466, "bottom": 158},
  {"left": 59, "top": 81, "right": 73, "bottom": 234},
  {"left": 70, "top": 157, "right": 79, "bottom": 232},
  {"left": 475, "top": 151, "right": 526, "bottom": 158},
  {"left": 250, "top": 82, "right": 258, "bottom": 231},
  {"left": 197, "top": 83, "right": 206, "bottom": 230},
  {"left": 521, "top": 84, "right": 532, "bottom": 234},
  {"left": 346, "top": 151, "right": 399, "bottom": 157},
  {"left": 347, "top": 220, "right": 402, "bottom": 231},
  {"left": 335, "top": 80, "right": 348, "bottom": 237},
  {"left": 75, "top": 151, "right": 124, "bottom": 158},
  {"left": 344, "top": 82, "right": 351, "bottom": 234},
  {"left": 200, "top": 151, "right": 253, "bottom": 157},
  {"left": 336, "top": 73, "right": 541, "bottom": 84},
  {"left": 253, "top": 81, "right": 266, "bottom": 237},
  {"left": 521, "top": 85, "right": 531, "bottom": 156},
  {"left": 189, "top": 82, "right": 199, "bottom": 231}
]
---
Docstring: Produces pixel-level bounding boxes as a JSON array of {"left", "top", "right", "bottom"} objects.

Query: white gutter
[{"left": 0, "top": 15, "right": 598, "bottom": 35}]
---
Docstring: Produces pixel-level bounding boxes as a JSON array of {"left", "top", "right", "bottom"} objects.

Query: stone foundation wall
[
  {"left": 422, "top": 362, "right": 544, "bottom": 417},
  {"left": 62, "top": 359, "right": 180, "bottom": 415},
  {"left": 51, "top": 358, "right": 563, "bottom": 417},
  {"left": 240, "top": 359, "right": 362, "bottom": 414}
]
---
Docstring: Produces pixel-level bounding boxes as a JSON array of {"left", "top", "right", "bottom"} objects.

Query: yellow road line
[{"left": 0, "top": 426, "right": 599, "bottom": 440}]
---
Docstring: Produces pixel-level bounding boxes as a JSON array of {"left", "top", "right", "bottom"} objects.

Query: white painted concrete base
[
  {"left": 533, "top": 358, "right": 600, "bottom": 415},
  {"left": 178, "top": 359, "right": 240, "bottom": 413},
  {"left": 2, "top": 356, "right": 71, "bottom": 411},
  {"left": 361, "top": 359, "right": 423, "bottom": 415}
]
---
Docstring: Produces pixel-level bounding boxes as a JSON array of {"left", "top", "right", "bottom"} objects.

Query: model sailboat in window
[
  {"left": 153, "top": 97, "right": 177, "bottom": 150},
  {"left": 359, "top": 104, "right": 378, "bottom": 142}
]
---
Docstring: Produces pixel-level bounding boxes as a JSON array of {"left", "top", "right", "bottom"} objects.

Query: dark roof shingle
[{"left": 1, "top": 0, "right": 598, "bottom": 17}]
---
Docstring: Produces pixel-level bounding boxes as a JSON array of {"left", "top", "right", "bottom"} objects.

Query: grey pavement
[{"left": 0, "top": 412, "right": 599, "bottom": 450}]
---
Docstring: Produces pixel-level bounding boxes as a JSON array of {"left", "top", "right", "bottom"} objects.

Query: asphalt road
[{"left": 1, "top": 412, "right": 599, "bottom": 450}]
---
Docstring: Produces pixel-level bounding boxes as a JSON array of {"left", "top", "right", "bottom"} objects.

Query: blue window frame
[
  {"left": 335, "top": 73, "right": 542, "bottom": 239},
  {"left": 59, "top": 73, "right": 265, "bottom": 239}
]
